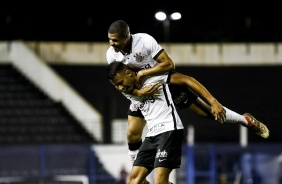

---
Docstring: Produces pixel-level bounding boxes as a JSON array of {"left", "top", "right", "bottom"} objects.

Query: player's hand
[
  {"left": 136, "top": 70, "right": 146, "bottom": 89},
  {"left": 211, "top": 100, "right": 226, "bottom": 123},
  {"left": 139, "top": 83, "right": 163, "bottom": 96},
  {"left": 141, "top": 179, "right": 150, "bottom": 184}
]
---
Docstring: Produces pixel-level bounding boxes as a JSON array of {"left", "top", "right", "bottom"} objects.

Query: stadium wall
[
  {"left": 0, "top": 41, "right": 281, "bottom": 183},
  {"left": 11, "top": 41, "right": 282, "bottom": 65}
]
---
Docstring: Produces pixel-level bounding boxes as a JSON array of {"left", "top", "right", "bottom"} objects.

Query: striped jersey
[
  {"left": 106, "top": 33, "right": 183, "bottom": 137},
  {"left": 123, "top": 75, "right": 184, "bottom": 137}
]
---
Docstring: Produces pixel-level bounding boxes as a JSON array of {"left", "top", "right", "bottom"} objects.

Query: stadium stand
[
  {"left": 0, "top": 64, "right": 117, "bottom": 184},
  {"left": 0, "top": 64, "right": 95, "bottom": 144}
]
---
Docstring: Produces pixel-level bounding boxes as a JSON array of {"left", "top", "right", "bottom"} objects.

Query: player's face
[
  {"left": 110, "top": 70, "right": 136, "bottom": 93},
  {"left": 108, "top": 33, "right": 128, "bottom": 53}
]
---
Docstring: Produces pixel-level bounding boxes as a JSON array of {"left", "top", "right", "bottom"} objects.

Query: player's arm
[
  {"left": 114, "top": 83, "right": 161, "bottom": 97},
  {"left": 169, "top": 72, "right": 226, "bottom": 121},
  {"left": 130, "top": 83, "right": 162, "bottom": 97},
  {"left": 137, "top": 51, "right": 175, "bottom": 79},
  {"left": 132, "top": 51, "right": 174, "bottom": 96}
]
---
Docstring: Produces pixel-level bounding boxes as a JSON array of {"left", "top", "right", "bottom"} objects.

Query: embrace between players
[{"left": 106, "top": 20, "right": 269, "bottom": 184}]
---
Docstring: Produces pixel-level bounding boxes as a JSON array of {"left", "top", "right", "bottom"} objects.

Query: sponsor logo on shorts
[
  {"left": 173, "top": 92, "right": 187, "bottom": 104},
  {"left": 156, "top": 149, "right": 168, "bottom": 161}
]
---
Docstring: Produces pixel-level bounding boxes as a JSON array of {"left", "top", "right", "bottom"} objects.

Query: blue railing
[
  {"left": 183, "top": 143, "right": 282, "bottom": 184},
  {"left": 0, "top": 144, "right": 116, "bottom": 184}
]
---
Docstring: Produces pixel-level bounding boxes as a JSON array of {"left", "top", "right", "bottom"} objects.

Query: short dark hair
[
  {"left": 108, "top": 20, "right": 130, "bottom": 36},
  {"left": 107, "top": 61, "right": 128, "bottom": 80}
]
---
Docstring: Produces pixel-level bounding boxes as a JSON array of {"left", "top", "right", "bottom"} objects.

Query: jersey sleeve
[
  {"left": 106, "top": 47, "right": 115, "bottom": 64},
  {"left": 142, "top": 74, "right": 168, "bottom": 87},
  {"left": 142, "top": 34, "right": 163, "bottom": 59}
]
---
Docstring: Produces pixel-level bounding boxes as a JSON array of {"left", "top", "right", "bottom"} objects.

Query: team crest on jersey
[{"left": 133, "top": 52, "right": 144, "bottom": 62}]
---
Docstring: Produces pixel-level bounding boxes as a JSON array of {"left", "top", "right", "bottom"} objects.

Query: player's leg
[
  {"left": 169, "top": 84, "right": 269, "bottom": 138},
  {"left": 190, "top": 96, "right": 269, "bottom": 138},
  {"left": 127, "top": 115, "right": 146, "bottom": 163},
  {"left": 127, "top": 115, "right": 146, "bottom": 144},
  {"left": 130, "top": 135, "right": 159, "bottom": 184},
  {"left": 169, "top": 83, "right": 213, "bottom": 118},
  {"left": 127, "top": 105, "right": 146, "bottom": 163},
  {"left": 152, "top": 129, "right": 184, "bottom": 184},
  {"left": 127, "top": 107, "right": 152, "bottom": 184},
  {"left": 126, "top": 166, "right": 149, "bottom": 184},
  {"left": 127, "top": 112, "right": 174, "bottom": 184},
  {"left": 188, "top": 97, "right": 213, "bottom": 118},
  {"left": 194, "top": 98, "right": 269, "bottom": 138},
  {"left": 153, "top": 167, "right": 172, "bottom": 184}
]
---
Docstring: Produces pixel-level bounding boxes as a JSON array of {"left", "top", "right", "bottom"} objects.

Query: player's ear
[
  {"left": 126, "top": 70, "right": 133, "bottom": 76},
  {"left": 125, "top": 33, "right": 130, "bottom": 40}
]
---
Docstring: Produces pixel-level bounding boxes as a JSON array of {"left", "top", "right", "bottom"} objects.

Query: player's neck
[{"left": 121, "top": 35, "right": 132, "bottom": 55}]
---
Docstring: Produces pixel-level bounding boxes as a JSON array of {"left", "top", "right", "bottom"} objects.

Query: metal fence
[
  {"left": 0, "top": 144, "right": 116, "bottom": 184},
  {"left": 178, "top": 143, "right": 282, "bottom": 184}
]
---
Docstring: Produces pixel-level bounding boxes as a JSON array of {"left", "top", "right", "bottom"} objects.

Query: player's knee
[
  {"left": 127, "top": 129, "right": 143, "bottom": 143},
  {"left": 153, "top": 178, "right": 168, "bottom": 184},
  {"left": 126, "top": 174, "right": 142, "bottom": 184},
  {"left": 126, "top": 176, "right": 133, "bottom": 184},
  {"left": 127, "top": 132, "right": 142, "bottom": 143}
]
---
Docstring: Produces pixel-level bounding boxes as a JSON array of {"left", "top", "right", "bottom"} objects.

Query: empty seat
[{"left": 0, "top": 64, "right": 96, "bottom": 144}]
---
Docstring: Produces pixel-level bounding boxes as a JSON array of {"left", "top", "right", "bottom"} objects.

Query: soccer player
[
  {"left": 106, "top": 20, "right": 269, "bottom": 168},
  {"left": 107, "top": 61, "right": 186, "bottom": 184}
]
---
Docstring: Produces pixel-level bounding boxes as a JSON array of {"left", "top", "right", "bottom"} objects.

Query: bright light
[
  {"left": 154, "top": 11, "right": 182, "bottom": 42},
  {"left": 170, "top": 12, "right": 181, "bottom": 20},
  {"left": 155, "top": 12, "right": 167, "bottom": 21},
  {"left": 155, "top": 11, "right": 182, "bottom": 21}
]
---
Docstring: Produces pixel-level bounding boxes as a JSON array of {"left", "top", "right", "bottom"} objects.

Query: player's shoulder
[
  {"left": 133, "top": 33, "right": 155, "bottom": 40},
  {"left": 106, "top": 46, "right": 114, "bottom": 53},
  {"left": 132, "top": 33, "right": 157, "bottom": 48},
  {"left": 106, "top": 47, "right": 119, "bottom": 64},
  {"left": 144, "top": 74, "right": 167, "bottom": 86}
]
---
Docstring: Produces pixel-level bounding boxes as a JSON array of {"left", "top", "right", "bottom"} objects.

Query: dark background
[
  {"left": 51, "top": 65, "right": 282, "bottom": 144},
  {"left": 1, "top": 1, "right": 281, "bottom": 43},
  {"left": 2, "top": 1, "right": 280, "bottom": 143}
]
